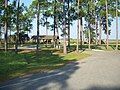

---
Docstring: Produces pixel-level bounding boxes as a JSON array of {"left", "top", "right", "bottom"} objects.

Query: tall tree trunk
[
  {"left": 53, "top": 0, "right": 56, "bottom": 48},
  {"left": 63, "top": 33, "right": 67, "bottom": 54},
  {"left": 105, "top": 0, "right": 109, "bottom": 49},
  {"left": 88, "top": 2, "right": 91, "bottom": 50},
  {"left": 116, "top": 0, "right": 118, "bottom": 50},
  {"left": 76, "top": 0, "right": 80, "bottom": 52},
  {"left": 53, "top": 18, "right": 56, "bottom": 48},
  {"left": 82, "top": 20, "right": 84, "bottom": 45},
  {"left": 0, "top": 27, "right": 1, "bottom": 44},
  {"left": 8, "top": 27, "right": 11, "bottom": 47},
  {"left": 67, "top": 0, "right": 70, "bottom": 49},
  {"left": 95, "top": 1, "right": 98, "bottom": 46},
  {"left": 76, "top": 20, "right": 80, "bottom": 52},
  {"left": 15, "top": 0, "right": 20, "bottom": 53},
  {"left": 56, "top": 17, "right": 59, "bottom": 49},
  {"left": 80, "top": 17, "right": 83, "bottom": 50},
  {"left": 88, "top": 24, "right": 91, "bottom": 50},
  {"left": 63, "top": 0, "right": 67, "bottom": 54},
  {"left": 79, "top": 4, "right": 83, "bottom": 50},
  {"left": 36, "top": 1, "right": 40, "bottom": 52},
  {"left": 45, "top": 18, "right": 48, "bottom": 47},
  {"left": 0, "top": 27, "right": 1, "bottom": 46},
  {"left": 4, "top": 0, "right": 8, "bottom": 52},
  {"left": 95, "top": 18, "right": 98, "bottom": 45},
  {"left": 99, "top": 18, "right": 102, "bottom": 45}
]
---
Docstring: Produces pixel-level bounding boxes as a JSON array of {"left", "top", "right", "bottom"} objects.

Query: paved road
[{"left": 0, "top": 51, "right": 120, "bottom": 90}]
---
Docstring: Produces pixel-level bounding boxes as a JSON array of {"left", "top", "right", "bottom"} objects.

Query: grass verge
[{"left": 0, "top": 49, "right": 90, "bottom": 83}]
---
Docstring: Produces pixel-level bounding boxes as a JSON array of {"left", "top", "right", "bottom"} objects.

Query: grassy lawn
[
  {"left": 69, "top": 44, "right": 120, "bottom": 51},
  {"left": 0, "top": 49, "right": 90, "bottom": 83}
]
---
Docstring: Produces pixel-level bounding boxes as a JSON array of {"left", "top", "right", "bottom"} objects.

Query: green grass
[
  {"left": 64, "top": 52, "right": 90, "bottom": 60},
  {"left": 69, "top": 44, "right": 120, "bottom": 51},
  {"left": 94, "top": 45, "right": 120, "bottom": 51},
  {"left": 0, "top": 49, "right": 90, "bottom": 83}
]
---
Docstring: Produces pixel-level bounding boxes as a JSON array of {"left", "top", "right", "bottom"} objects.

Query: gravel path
[{"left": 0, "top": 51, "right": 120, "bottom": 90}]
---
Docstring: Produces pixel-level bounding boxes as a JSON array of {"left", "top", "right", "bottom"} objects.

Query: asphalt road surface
[{"left": 0, "top": 51, "right": 120, "bottom": 90}]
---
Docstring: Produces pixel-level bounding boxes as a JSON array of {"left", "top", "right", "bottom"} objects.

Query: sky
[{"left": 11, "top": 0, "right": 120, "bottom": 39}]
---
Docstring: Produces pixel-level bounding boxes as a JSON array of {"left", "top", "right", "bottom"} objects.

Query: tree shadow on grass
[
  {"left": 109, "top": 45, "right": 115, "bottom": 50},
  {"left": 0, "top": 50, "right": 80, "bottom": 90}
]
